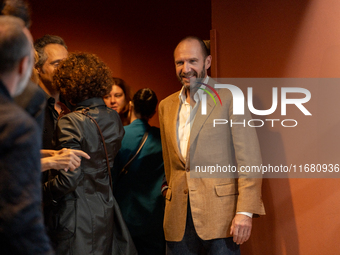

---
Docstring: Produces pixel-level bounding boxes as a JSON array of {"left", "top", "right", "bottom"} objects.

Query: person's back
[
  {"left": 44, "top": 99, "right": 123, "bottom": 254},
  {"left": 0, "top": 85, "right": 52, "bottom": 254},
  {"left": 113, "top": 88, "right": 166, "bottom": 255},
  {"left": 41, "top": 52, "right": 135, "bottom": 255}
]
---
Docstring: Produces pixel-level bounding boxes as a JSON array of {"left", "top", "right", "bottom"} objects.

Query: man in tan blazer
[{"left": 159, "top": 36, "right": 265, "bottom": 254}]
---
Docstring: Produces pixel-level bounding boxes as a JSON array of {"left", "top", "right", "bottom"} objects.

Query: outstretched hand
[
  {"left": 230, "top": 214, "right": 252, "bottom": 245},
  {"left": 41, "top": 148, "right": 90, "bottom": 172}
]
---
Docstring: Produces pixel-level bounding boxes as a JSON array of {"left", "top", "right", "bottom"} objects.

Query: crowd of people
[{"left": 0, "top": 1, "right": 265, "bottom": 255}]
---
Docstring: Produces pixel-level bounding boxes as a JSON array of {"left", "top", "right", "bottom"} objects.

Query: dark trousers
[{"left": 166, "top": 200, "right": 240, "bottom": 255}]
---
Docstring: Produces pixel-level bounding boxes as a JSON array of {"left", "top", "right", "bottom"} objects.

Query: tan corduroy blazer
[{"left": 159, "top": 84, "right": 265, "bottom": 242}]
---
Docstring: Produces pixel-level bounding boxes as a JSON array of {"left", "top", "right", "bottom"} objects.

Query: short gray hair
[
  {"left": 0, "top": 15, "right": 31, "bottom": 75},
  {"left": 34, "top": 34, "right": 67, "bottom": 69}
]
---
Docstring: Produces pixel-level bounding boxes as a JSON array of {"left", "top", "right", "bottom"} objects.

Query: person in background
[
  {"left": 0, "top": 15, "right": 53, "bottom": 254},
  {"left": 1, "top": 0, "right": 88, "bottom": 177},
  {"left": 113, "top": 88, "right": 165, "bottom": 255},
  {"left": 34, "top": 34, "right": 69, "bottom": 148},
  {"left": 1, "top": 0, "right": 31, "bottom": 27},
  {"left": 43, "top": 52, "right": 129, "bottom": 254},
  {"left": 103, "top": 77, "right": 131, "bottom": 125}
]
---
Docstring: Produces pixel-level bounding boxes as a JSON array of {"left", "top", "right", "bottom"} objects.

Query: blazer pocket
[
  {"left": 165, "top": 187, "right": 172, "bottom": 201},
  {"left": 215, "top": 183, "right": 237, "bottom": 197}
]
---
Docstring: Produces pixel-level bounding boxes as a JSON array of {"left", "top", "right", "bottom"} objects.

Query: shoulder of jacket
[{"left": 159, "top": 90, "right": 180, "bottom": 106}]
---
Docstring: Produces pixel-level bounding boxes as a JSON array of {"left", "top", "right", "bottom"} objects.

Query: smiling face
[
  {"left": 103, "top": 84, "right": 127, "bottom": 114},
  {"left": 174, "top": 38, "right": 211, "bottom": 90}
]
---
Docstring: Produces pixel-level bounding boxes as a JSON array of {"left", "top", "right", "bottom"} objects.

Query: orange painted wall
[
  {"left": 28, "top": 0, "right": 211, "bottom": 127},
  {"left": 212, "top": 0, "right": 340, "bottom": 254},
  {"left": 27, "top": 0, "right": 340, "bottom": 253}
]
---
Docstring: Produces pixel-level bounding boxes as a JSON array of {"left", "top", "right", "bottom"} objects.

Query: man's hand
[
  {"left": 230, "top": 214, "right": 252, "bottom": 245},
  {"left": 41, "top": 148, "right": 90, "bottom": 172}
]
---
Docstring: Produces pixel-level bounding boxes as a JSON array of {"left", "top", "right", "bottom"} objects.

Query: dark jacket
[
  {"left": 0, "top": 80, "right": 53, "bottom": 255},
  {"left": 41, "top": 90, "right": 71, "bottom": 149},
  {"left": 14, "top": 80, "right": 46, "bottom": 132},
  {"left": 43, "top": 97, "right": 126, "bottom": 254}
]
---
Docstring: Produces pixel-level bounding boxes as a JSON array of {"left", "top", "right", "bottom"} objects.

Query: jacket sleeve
[
  {"left": 43, "top": 114, "right": 84, "bottom": 203},
  {"left": 229, "top": 95, "right": 266, "bottom": 216}
]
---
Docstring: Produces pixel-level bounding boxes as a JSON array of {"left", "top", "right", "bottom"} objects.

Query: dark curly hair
[{"left": 53, "top": 52, "right": 113, "bottom": 104}]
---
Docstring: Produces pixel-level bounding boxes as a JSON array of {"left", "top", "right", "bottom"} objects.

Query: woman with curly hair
[
  {"left": 103, "top": 78, "right": 131, "bottom": 126},
  {"left": 43, "top": 52, "right": 135, "bottom": 255}
]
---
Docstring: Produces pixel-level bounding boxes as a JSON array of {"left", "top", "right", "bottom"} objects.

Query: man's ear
[
  {"left": 18, "top": 55, "right": 30, "bottom": 77},
  {"left": 205, "top": 55, "right": 212, "bottom": 70}
]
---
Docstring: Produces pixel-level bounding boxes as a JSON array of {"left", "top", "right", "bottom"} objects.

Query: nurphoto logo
[{"left": 199, "top": 81, "right": 312, "bottom": 128}]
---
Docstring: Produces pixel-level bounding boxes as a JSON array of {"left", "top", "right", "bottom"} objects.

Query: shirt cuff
[{"left": 236, "top": 212, "right": 253, "bottom": 218}]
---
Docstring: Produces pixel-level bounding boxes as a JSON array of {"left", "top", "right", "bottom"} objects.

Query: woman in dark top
[{"left": 43, "top": 52, "right": 130, "bottom": 254}]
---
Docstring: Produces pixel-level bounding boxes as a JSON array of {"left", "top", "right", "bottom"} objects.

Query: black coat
[
  {"left": 43, "top": 97, "right": 127, "bottom": 254},
  {"left": 14, "top": 80, "right": 46, "bottom": 132}
]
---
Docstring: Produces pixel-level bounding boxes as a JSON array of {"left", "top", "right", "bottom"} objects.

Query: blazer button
[
  {"left": 184, "top": 189, "right": 188, "bottom": 194},
  {"left": 186, "top": 168, "right": 190, "bottom": 172}
]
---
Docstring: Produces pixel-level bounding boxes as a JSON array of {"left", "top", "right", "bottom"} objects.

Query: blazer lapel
[
  {"left": 167, "top": 95, "right": 186, "bottom": 165},
  {"left": 190, "top": 79, "right": 218, "bottom": 147},
  {"left": 189, "top": 96, "right": 215, "bottom": 147}
]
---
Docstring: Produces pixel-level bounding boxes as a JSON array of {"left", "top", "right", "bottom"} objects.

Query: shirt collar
[{"left": 75, "top": 97, "right": 106, "bottom": 110}]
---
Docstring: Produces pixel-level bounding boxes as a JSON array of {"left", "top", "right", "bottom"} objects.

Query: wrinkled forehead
[
  {"left": 174, "top": 39, "right": 204, "bottom": 59},
  {"left": 43, "top": 43, "right": 68, "bottom": 61}
]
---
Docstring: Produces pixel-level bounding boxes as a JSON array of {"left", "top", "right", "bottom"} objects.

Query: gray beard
[{"left": 181, "top": 63, "right": 206, "bottom": 91}]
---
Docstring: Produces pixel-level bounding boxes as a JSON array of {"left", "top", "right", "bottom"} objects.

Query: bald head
[{"left": 175, "top": 36, "right": 209, "bottom": 60}]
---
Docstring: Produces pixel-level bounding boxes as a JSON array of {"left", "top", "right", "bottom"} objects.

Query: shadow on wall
[
  {"left": 240, "top": 95, "right": 299, "bottom": 255},
  {"left": 212, "top": 1, "right": 313, "bottom": 254}
]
